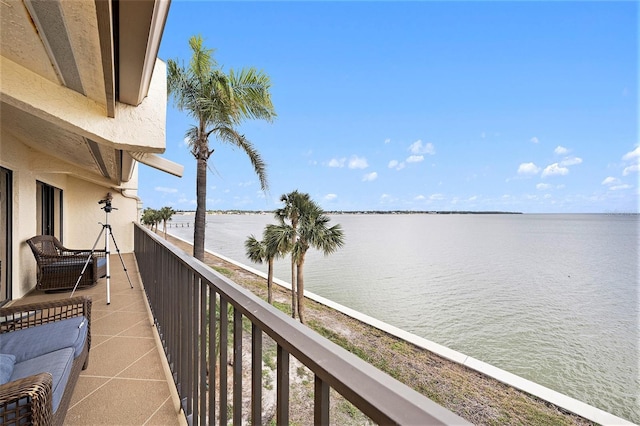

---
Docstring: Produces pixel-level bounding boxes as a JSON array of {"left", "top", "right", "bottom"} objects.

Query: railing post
[
  {"left": 199, "top": 282, "right": 207, "bottom": 426},
  {"left": 219, "top": 298, "right": 228, "bottom": 426},
  {"left": 208, "top": 289, "right": 216, "bottom": 425},
  {"left": 276, "top": 345, "right": 289, "bottom": 426},
  {"left": 251, "top": 323, "right": 262, "bottom": 425},
  {"left": 314, "top": 375, "right": 329, "bottom": 425},
  {"left": 233, "top": 308, "right": 243, "bottom": 424}
]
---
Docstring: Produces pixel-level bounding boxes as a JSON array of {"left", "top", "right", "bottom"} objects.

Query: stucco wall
[{"left": 0, "top": 129, "right": 138, "bottom": 298}]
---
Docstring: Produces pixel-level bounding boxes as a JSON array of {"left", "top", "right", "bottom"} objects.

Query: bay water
[{"left": 167, "top": 213, "right": 638, "bottom": 422}]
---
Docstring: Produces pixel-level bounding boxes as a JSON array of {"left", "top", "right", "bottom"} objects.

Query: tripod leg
[
  {"left": 71, "top": 227, "right": 105, "bottom": 298},
  {"left": 109, "top": 230, "right": 134, "bottom": 289}
]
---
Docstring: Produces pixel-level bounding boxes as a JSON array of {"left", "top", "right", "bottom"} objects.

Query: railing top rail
[{"left": 135, "top": 224, "right": 469, "bottom": 425}]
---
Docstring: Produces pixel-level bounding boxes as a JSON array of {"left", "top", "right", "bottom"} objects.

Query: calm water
[{"left": 168, "top": 213, "right": 639, "bottom": 422}]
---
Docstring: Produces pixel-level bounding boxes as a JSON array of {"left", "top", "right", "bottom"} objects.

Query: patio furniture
[
  {"left": 0, "top": 296, "right": 92, "bottom": 426},
  {"left": 26, "top": 235, "right": 106, "bottom": 292}
]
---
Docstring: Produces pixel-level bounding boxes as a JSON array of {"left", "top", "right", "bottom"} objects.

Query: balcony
[
  {"left": 9, "top": 224, "right": 466, "bottom": 425},
  {"left": 8, "top": 251, "right": 184, "bottom": 425}
]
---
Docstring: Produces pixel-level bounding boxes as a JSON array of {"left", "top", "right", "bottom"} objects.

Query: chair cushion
[
  {"left": 10, "top": 348, "right": 74, "bottom": 413},
  {"left": 1, "top": 316, "right": 88, "bottom": 363},
  {"left": 0, "top": 353, "right": 16, "bottom": 385}
]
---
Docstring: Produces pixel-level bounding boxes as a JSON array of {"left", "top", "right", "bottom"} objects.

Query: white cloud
[
  {"left": 429, "top": 193, "right": 444, "bottom": 200},
  {"left": 517, "top": 162, "right": 540, "bottom": 175},
  {"left": 623, "top": 164, "right": 639, "bottom": 176},
  {"left": 536, "top": 183, "right": 552, "bottom": 190},
  {"left": 530, "top": 137, "right": 539, "bottom": 144},
  {"left": 324, "top": 193, "right": 338, "bottom": 201},
  {"left": 155, "top": 186, "right": 178, "bottom": 193},
  {"left": 481, "top": 132, "right": 486, "bottom": 139},
  {"left": 379, "top": 194, "right": 396, "bottom": 204},
  {"left": 622, "top": 146, "right": 640, "bottom": 161},
  {"left": 560, "top": 157, "right": 582, "bottom": 167},
  {"left": 409, "top": 140, "right": 435, "bottom": 155},
  {"left": 348, "top": 156, "right": 369, "bottom": 169},
  {"left": 554, "top": 146, "right": 569, "bottom": 155},
  {"left": 362, "top": 172, "right": 378, "bottom": 182},
  {"left": 542, "top": 163, "right": 569, "bottom": 177},
  {"left": 388, "top": 160, "right": 405, "bottom": 170},
  {"left": 468, "top": 195, "right": 478, "bottom": 201},
  {"left": 328, "top": 158, "right": 346, "bottom": 168},
  {"left": 406, "top": 155, "right": 424, "bottom": 163},
  {"left": 610, "top": 184, "right": 632, "bottom": 191},
  {"left": 602, "top": 176, "right": 620, "bottom": 185},
  {"left": 414, "top": 195, "right": 426, "bottom": 201},
  {"left": 384, "top": 138, "right": 391, "bottom": 144}
]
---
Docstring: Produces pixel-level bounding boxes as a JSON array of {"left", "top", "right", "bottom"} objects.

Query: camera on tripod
[
  {"left": 72, "top": 192, "right": 133, "bottom": 304},
  {"left": 98, "top": 192, "right": 116, "bottom": 213}
]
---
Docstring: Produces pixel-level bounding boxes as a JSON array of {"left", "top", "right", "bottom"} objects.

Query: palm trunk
[
  {"left": 267, "top": 259, "right": 274, "bottom": 304},
  {"left": 290, "top": 257, "right": 297, "bottom": 318},
  {"left": 194, "top": 155, "right": 207, "bottom": 261},
  {"left": 296, "top": 255, "right": 305, "bottom": 324}
]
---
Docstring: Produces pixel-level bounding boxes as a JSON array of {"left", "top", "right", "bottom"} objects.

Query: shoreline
[{"left": 164, "top": 230, "right": 634, "bottom": 425}]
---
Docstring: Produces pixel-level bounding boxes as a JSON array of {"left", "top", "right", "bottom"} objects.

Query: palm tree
[
  {"left": 167, "top": 35, "right": 276, "bottom": 261},
  {"left": 244, "top": 224, "right": 289, "bottom": 304},
  {"left": 274, "top": 191, "right": 344, "bottom": 323},
  {"left": 141, "top": 208, "right": 161, "bottom": 232},
  {"left": 293, "top": 201, "right": 344, "bottom": 324},
  {"left": 274, "top": 191, "right": 312, "bottom": 318},
  {"left": 158, "top": 206, "right": 176, "bottom": 238}
]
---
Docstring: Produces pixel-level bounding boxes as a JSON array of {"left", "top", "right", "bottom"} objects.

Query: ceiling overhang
[{"left": 0, "top": 0, "right": 181, "bottom": 184}]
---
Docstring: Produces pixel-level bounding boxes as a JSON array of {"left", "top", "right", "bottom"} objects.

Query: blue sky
[{"left": 139, "top": 1, "right": 638, "bottom": 213}]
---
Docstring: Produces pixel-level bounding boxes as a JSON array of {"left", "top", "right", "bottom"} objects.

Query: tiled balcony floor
[{"left": 13, "top": 254, "right": 185, "bottom": 425}]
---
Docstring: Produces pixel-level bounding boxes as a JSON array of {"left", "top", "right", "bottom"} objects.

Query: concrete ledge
[{"left": 169, "top": 233, "right": 635, "bottom": 426}]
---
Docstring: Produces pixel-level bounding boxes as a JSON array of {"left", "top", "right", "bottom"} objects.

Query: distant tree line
[{"left": 140, "top": 207, "right": 176, "bottom": 238}]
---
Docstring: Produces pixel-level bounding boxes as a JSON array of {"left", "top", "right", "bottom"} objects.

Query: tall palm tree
[
  {"left": 167, "top": 35, "right": 276, "bottom": 261},
  {"left": 158, "top": 206, "right": 176, "bottom": 238},
  {"left": 273, "top": 191, "right": 344, "bottom": 323},
  {"left": 245, "top": 224, "right": 289, "bottom": 304}
]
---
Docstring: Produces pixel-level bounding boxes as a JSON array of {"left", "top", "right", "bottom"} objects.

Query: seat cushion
[
  {"left": 10, "top": 348, "right": 74, "bottom": 413},
  {"left": 1, "top": 316, "right": 88, "bottom": 363},
  {"left": 0, "top": 353, "right": 16, "bottom": 385}
]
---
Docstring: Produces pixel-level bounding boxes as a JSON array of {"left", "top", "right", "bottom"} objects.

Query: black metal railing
[{"left": 134, "top": 223, "right": 468, "bottom": 425}]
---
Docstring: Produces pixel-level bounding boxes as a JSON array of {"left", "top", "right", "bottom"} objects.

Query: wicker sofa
[
  {"left": 26, "top": 235, "right": 106, "bottom": 292},
  {"left": 0, "top": 296, "right": 92, "bottom": 425}
]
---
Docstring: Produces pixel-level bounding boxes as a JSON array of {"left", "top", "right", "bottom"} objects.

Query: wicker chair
[{"left": 26, "top": 235, "right": 106, "bottom": 292}]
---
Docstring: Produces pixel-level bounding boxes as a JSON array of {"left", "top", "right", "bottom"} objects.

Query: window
[{"left": 36, "top": 181, "right": 63, "bottom": 241}]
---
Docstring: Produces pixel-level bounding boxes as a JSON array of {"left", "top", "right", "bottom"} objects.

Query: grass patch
[{"left": 212, "top": 265, "right": 233, "bottom": 277}]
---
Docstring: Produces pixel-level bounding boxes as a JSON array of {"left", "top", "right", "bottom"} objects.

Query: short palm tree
[
  {"left": 274, "top": 190, "right": 312, "bottom": 318},
  {"left": 158, "top": 206, "right": 176, "bottom": 238},
  {"left": 141, "top": 208, "right": 161, "bottom": 232},
  {"left": 273, "top": 191, "right": 344, "bottom": 323},
  {"left": 245, "top": 224, "right": 289, "bottom": 304},
  {"left": 167, "top": 35, "right": 276, "bottom": 261}
]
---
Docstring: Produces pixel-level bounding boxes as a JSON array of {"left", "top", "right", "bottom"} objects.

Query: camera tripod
[{"left": 70, "top": 195, "right": 133, "bottom": 305}]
